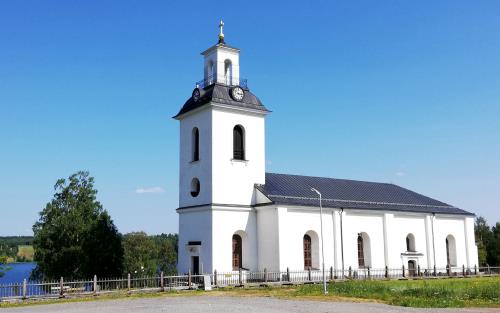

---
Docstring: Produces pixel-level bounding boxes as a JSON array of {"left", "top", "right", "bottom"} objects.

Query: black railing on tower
[{"left": 196, "top": 74, "right": 248, "bottom": 89}]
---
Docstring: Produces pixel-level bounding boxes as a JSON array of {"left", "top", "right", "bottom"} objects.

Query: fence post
[
  {"left": 348, "top": 266, "right": 352, "bottom": 279},
  {"left": 330, "top": 266, "right": 333, "bottom": 281},
  {"left": 488, "top": 264, "right": 491, "bottom": 275},
  {"left": 385, "top": 266, "right": 388, "bottom": 278},
  {"left": 474, "top": 265, "right": 477, "bottom": 275},
  {"left": 22, "top": 279, "right": 27, "bottom": 299},
  {"left": 160, "top": 271, "right": 164, "bottom": 292},
  {"left": 239, "top": 268, "right": 243, "bottom": 286},
  {"left": 462, "top": 265, "right": 465, "bottom": 277},
  {"left": 59, "top": 277, "right": 64, "bottom": 298},
  {"left": 264, "top": 268, "right": 268, "bottom": 283},
  {"left": 93, "top": 275, "right": 97, "bottom": 296},
  {"left": 446, "top": 264, "right": 451, "bottom": 276},
  {"left": 417, "top": 265, "right": 421, "bottom": 277},
  {"left": 214, "top": 270, "right": 218, "bottom": 287},
  {"left": 287, "top": 267, "right": 290, "bottom": 282},
  {"left": 402, "top": 265, "right": 405, "bottom": 278},
  {"left": 433, "top": 265, "right": 437, "bottom": 277},
  {"left": 367, "top": 266, "right": 371, "bottom": 280},
  {"left": 308, "top": 267, "right": 312, "bottom": 281},
  {"left": 127, "top": 273, "right": 131, "bottom": 292},
  {"left": 188, "top": 270, "right": 192, "bottom": 289}
]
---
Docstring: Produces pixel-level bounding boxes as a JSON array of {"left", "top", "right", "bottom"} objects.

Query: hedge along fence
[{"left": 1, "top": 266, "right": 499, "bottom": 301}]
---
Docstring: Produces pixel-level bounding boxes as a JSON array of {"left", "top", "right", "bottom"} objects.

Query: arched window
[
  {"left": 192, "top": 127, "right": 199, "bottom": 162},
  {"left": 303, "top": 234, "right": 312, "bottom": 269},
  {"left": 357, "top": 232, "right": 371, "bottom": 268},
  {"left": 207, "top": 60, "right": 215, "bottom": 85},
  {"left": 190, "top": 178, "right": 200, "bottom": 197},
  {"left": 224, "top": 59, "right": 232, "bottom": 85},
  {"left": 446, "top": 235, "right": 457, "bottom": 266},
  {"left": 233, "top": 125, "right": 245, "bottom": 160},
  {"left": 232, "top": 234, "right": 242, "bottom": 270},
  {"left": 357, "top": 235, "right": 365, "bottom": 267},
  {"left": 406, "top": 234, "right": 416, "bottom": 252}
]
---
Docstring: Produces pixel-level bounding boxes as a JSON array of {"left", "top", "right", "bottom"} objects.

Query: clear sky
[{"left": 1, "top": 0, "right": 499, "bottom": 236}]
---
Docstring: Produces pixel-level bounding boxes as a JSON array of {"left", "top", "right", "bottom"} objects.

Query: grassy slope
[
  {"left": 293, "top": 277, "right": 500, "bottom": 307},
  {"left": 215, "top": 277, "right": 500, "bottom": 308}
]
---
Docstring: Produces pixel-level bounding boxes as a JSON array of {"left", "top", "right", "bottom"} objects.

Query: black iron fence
[{"left": 195, "top": 74, "right": 248, "bottom": 89}]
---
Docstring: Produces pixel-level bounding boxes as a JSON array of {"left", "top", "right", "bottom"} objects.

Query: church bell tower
[{"left": 174, "top": 21, "right": 270, "bottom": 274}]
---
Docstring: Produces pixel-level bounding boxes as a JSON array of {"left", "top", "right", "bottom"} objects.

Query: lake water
[{"left": 0, "top": 262, "right": 37, "bottom": 284}]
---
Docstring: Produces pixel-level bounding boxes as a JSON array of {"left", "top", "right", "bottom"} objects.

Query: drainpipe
[
  {"left": 340, "top": 208, "right": 345, "bottom": 277},
  {"left": 431, "top": 213, "right": 436, "bottom": 268}
]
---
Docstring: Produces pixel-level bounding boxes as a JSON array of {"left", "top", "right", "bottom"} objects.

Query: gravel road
[{"left": 2, "top": 296, "right": 499, "bottom": 313}]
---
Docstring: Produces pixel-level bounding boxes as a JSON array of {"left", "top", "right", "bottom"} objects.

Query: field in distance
[{"left": 16, "top": 245, "right": 34, "bottom": 262}]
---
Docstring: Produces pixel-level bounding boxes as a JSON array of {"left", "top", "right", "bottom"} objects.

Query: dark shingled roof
[
  {"left": 174, "top": 83, "right": 270, "bottom": 119},
  {"left": 256, "top": 173, "right": 473, "bottom": 215}
]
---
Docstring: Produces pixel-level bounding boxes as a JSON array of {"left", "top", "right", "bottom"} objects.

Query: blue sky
[{"left": 1, "top": 0, "right": 499, "bottom": 236}]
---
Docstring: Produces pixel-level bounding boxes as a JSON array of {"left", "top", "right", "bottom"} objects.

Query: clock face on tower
[
  {"left": 192, "top": 88, "right": 201, "bottom": 102},
  {"left": 231, "top": 86, "right": 244, "bottom": 101}
]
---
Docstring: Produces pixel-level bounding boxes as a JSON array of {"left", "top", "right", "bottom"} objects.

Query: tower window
[
  {"left": 233, "top": 125, "right": 245, "bottom": 160},
  {"left": 190, "top": 178, "right": 200, "bottom": 197},
  {"left": 207, "top": 60, "right": 215, "bottom": 85},
  {"left": 192, "top": 127, "right": 199, "bottom": 162},
  {"left": 224, "top": 59, "right": 232, "bottom": 85}
]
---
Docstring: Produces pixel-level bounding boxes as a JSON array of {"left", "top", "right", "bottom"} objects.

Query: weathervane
[{"left": 218, "top": 20, "right": 225, "bottom": 44}]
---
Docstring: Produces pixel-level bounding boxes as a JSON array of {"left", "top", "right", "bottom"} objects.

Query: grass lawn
[
  {"left": 316, "top": 277, "right": 499, "bottom": 307},
  {"left": 218, "top": 276, "right": 500, "bottom": 308},
  {"left": 1, "top": 277, "right": 499, "bottom": 309}
]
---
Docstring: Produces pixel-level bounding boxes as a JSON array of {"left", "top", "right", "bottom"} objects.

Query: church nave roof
[{"left": 256, "top": 173, "right": 473, "bottom": 215}]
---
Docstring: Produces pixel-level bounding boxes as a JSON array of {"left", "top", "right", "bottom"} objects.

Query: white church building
[{"left": 174, "top": 23, "right": 478, "bottom": 276}]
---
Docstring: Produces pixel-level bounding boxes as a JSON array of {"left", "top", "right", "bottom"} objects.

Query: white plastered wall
[
  {"left": 178, "top": 108, "right": 213, "bottom": 208},
  {"left": 276, "top": 207, "right": 335, "bottom": 271},
  {"left": 342, "top": 211, "right": 385, "bottom": 269},
  {"left": 177, "top": 209, "right": 212, "bottom": 274},
  {"left": 211, "top": 207, "right": 257, "bottom": 272},
  {"left": 388, "top": 214, "right": 430, "bottom": 268},
  {"left": 256, "top": 206, "right": 280, "bottom": 271},
  {"left": 433, "top": 215, "right": 476, "bottom": 269},
  {"left": 211, "top": 107, "right": 266, "bottom": 206}
]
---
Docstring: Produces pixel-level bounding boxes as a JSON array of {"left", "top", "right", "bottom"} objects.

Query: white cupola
[{"left": 200, "top": 20, "right": 240, "bottom": 87}]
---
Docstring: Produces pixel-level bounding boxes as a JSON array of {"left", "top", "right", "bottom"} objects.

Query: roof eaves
[
  {"left": 265, "top": 194, "right": 457, "bottom": 210},
  {"left": 268, "top": 197, "right": 474, "bottom": 216}
]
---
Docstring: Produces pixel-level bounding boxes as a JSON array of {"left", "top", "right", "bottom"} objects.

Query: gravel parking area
[{"left": 1, "top": 296, "right": 499, "bottom": 313}]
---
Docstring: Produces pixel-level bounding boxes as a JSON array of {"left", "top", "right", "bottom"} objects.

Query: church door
[
  {"left": 232, "top": 234, "right": 242, "bottom": 271},
  {"left": 192, "top": 256, "right": 199, "bottom": 275},
  {"left": 408, "top": 260, "right": 416, "bottom": 277}
]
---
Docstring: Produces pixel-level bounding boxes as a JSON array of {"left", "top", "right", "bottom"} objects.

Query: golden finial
[{"left": 218, "top": 20, "right": 225, "bottom": 44}]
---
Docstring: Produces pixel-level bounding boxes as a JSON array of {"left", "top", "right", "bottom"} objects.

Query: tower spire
[{"left": 218, "top": 20, "right": 225, "bottom": 44}]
